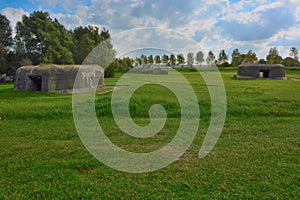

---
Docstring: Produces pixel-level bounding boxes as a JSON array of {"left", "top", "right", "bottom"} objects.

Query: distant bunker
[
  {"left": 237, "top": 64, "right": 286, "bottom": 80},
  {"left": 14, "top": 65, "right": 105, "bottom": 93},
  {"left": 129, "top": 67, "right": 168, "bottom": 75}
]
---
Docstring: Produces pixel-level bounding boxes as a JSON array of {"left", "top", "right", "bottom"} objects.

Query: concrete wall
[
  {"left": 15, "top": 65, "right": 105, "bottom": 93},
  {"left": 237, "top": 64, "right": 285, "bottom": 80}
]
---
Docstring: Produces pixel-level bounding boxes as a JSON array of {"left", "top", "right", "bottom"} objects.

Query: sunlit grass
[{"left": 0, "top": 69, "right": 299, "bottom": 199}]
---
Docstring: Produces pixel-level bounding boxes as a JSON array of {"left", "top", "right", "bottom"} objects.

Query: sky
[{"left": 0, "top": 0, "right": 299, "bottom": 60}]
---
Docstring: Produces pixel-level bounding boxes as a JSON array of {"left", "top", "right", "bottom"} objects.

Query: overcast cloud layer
[{"left": 1, "top": 0, "right": 299, "bottom": 59}]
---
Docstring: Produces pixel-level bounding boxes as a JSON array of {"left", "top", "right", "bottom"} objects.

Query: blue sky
[{"left": 0, "top": 0, "right": 299, "bottom": 59}]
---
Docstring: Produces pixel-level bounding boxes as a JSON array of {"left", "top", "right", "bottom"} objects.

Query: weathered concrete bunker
[
  {"left": 14, "top": 65, "right": 105, "bottom": 93},
  {"left": 237, "top": 64, "right": 286, "bottom": 80}
]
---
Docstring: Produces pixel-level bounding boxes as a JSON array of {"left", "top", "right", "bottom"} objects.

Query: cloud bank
[{"left": 1, "top": 0, "right": 299, "bottom": 59}]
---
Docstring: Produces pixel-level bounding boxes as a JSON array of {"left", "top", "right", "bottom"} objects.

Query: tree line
[
  {"left": 0, "top": 10, "right": 299, "bottom": 77},
  {"left": 134, "top": 47, "right": 299, "bottom": 68}
]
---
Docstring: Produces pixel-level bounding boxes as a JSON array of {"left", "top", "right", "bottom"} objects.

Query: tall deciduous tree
[
  {"left": 187, "top": 52, "right": 194, "bottom": 66},
  {"left": 244, "top": 49, "right": 257, "bottom": 63},
  {"left": 206, "top": 51, "right": 215, "bottom": 66},
  {"left": 289, "top": 47, "right": 299, "bottom": 62},
  {"left": 0, "top": 14, "right": 12, "bottom": 49},
  {"left": 72, "top": 26, "right": 111, "bottom": 64},
  {"left": 162, "top": 54, "right": 169, "bottom": 64},
  {"left": 0, "top": 45, "right": 7, "bottom": 74},
  {"left": 0, "top": 14, "right": 13, "bottom": 73},
  {"left": 283, "top": 57, "right": 299, "bottom": 66},
  {"left": 141, "top": 54, "right": 147, "bottom": 64},
  {"left": 217, "top": 50, "right": 228, "bottom": 67},
  {"left": 84, "top": 38, "right": 116, "bottom": 77},
  {"left": 77, "top": 27, "right": 116, "bottom": 77},
  {"left": 177, "top": 53, "right": 185, "bottom": 65},
  {"left": 196, "top": 51, "right": 204, "bottom": 66},
  {"left": 169, "top": 54, "right": 176, "bottom": 66},
  {"left": 266, "top": 47, "right": 282, "bottom": 64},
  {"left": 231, "top": 49, "right": 242, "bottom": 67},
  {"left": 155, "top": 55, "right": 161, "bottom": 64},
  {"left": 258, "top": 58, "right": 267, "bottom": 64},
  {"left": 135, "top": 57, "right": 142, "bottom": 65},
  {"left": 148, "top": 55, "right": 154, "bottom": 64},
  {"left": 15, "top": 11, "right": 74, "bottom": 65}
]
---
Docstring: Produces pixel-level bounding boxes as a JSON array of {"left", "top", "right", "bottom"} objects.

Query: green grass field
[{"left": 0, "top": 68, "right": 299, "bottom": 199}]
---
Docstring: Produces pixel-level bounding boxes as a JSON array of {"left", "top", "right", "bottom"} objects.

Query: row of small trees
[{"left": 134, "top": 47, "right": 299, "bottom": 67}]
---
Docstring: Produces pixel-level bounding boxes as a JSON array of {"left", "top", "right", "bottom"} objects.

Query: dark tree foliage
[
  {"left": 169, "top": 54, "right": 176, "bottom": 66},
  {"left": 244, "top": 50, "right": 257, "bottom": 63},
  {"left": 266, "top": 47, "right": 283, "bottom": 64},
  {"left": 15, "top": 11, "right": 74, "bottom": 65},
  {"left": 154, "top": 55, "right": 161, "bottom": 64},
  {"left": 289, "top": 47, "right": 299, "bottom": 62},
  {"left": 117, "top": 57, "right": 134, "bottom": 72},
  {"left": 206, "top": 51, "right": 215, "bottom": 66},
  {"left": 217, "top": 50, "right": 228, "bottom": 67},
  {"left": 0, "top": 14, "right": 13, "bottom": 74},
  {"left": 187, "top": 52, "right": 194, "bottom": 66},
  {"left": 0, "top": 45, "right": 7, "bottom": 74},
  {"left": 162, "top": 54, "right": 169, "bottom": 64},
  {"left": 135, "top": 57, "right": 142, "bottom": 65},
  {"left": 105, "top": 59, "right": 118, "bottom": 78},
  {"left": 283, "top": 57, "right": 299, "bottom": 66},
  {"left": 231, "top": 49, "right": 242, "bottom": 67},
  {"left": 258, "top": 58, "right": 267, "bottom": 64},
  {"left": 196, "top": 51, "right": 204, "bottom": 66},
  {"left": 13, "top": 11, "right": 117, "bottom": 76},
  {"left": 177, "top": 53, "right": 185, "bottom": 65},
  {"left": 148, "top": 55, "right": 154, "bottom": 64},
  {"left": 72, "top": 26, "right": 110, "bottom": 64},
  {"left": 141, "top": 54, "right": 147, "bottom": 64},
  {"left": 0, "top": 14, "right": 13, "bottom": 48}
]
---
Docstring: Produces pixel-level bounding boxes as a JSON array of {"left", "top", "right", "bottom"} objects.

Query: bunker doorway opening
[
  {"left": 29, "top": 75, "right": 42, "bottom": 91},
  {"left": 259, "top": 69, "right": 270, "bottom": 78}
]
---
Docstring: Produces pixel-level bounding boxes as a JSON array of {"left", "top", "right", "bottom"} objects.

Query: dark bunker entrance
[
  {"left": 29, "top": 75, "right": 42, "bottom": 91},
  {"left": 259, "top": 69, "right": 270, "bottom": 78}
]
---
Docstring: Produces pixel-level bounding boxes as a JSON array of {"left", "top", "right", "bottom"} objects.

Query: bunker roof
[{"left": 239, "top": 63, "right": 284, "bottom": 68}]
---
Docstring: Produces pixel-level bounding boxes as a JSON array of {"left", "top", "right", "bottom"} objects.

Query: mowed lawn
[{"left": 0, "top": 68, "right": 299, "bottom": 199}]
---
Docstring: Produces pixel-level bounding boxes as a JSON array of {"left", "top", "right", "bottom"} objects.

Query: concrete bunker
[
  {"left": 14, "top": 65, "right": 105, "bottom": 93},
  {"left": 237, "top": 64, "right": 286, "bottom": 80}
]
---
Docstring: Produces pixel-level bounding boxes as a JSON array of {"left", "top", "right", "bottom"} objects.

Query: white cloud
[
  {"left": 231, "top": 0, "right": 251, "bottom": 11},
  {"left": 0, "top": 8, "right": 29, "bottom": 32},
  {"left": 221, "top": 1, "right": 285, "bottom": 24},
  {"left": 63, "top": 0, "right": 299, "bottom": 58},
  {"left": 32, "top": 0, "right": 79, "bottom": 12},
  {"left": 1, "top": 0, "right": 299, "bottom": 60},
  {"left": 218, "top": 0, "right": 297, "bottom": 41},
  {"left": 52, "top": 13, "right": 83, "bottom": 30},
  {"left": 130, "top": 0, "right": 144, "bottom": 9},
  {"left": 253, "top": 1, "right": 283, "bottom": 12},
  {"left": 289, "top": 0, "right": 300, "bottom": 22}
]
